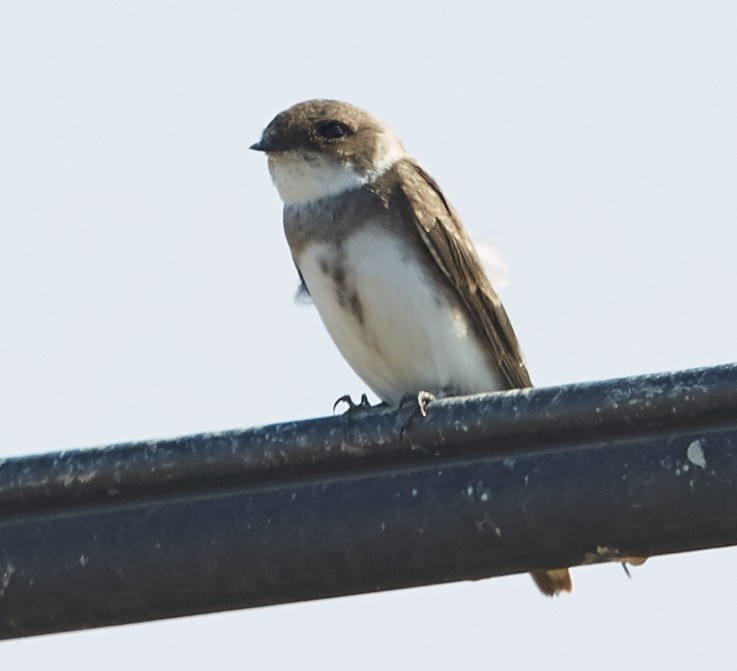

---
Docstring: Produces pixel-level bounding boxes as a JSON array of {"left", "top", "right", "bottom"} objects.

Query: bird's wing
[{"left": 393, "top": 159, "right": 532, "bottom": 389}]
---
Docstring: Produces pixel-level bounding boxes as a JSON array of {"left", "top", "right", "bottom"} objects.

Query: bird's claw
[
  {"left": 398, "top": 390, "right": 436, "bottom": 417},
  {"left": 397, "top": 390, "right": 436, "bottom": 440},
  {"left": 333, "top": 393, "right": 374, "bottom": 415}
]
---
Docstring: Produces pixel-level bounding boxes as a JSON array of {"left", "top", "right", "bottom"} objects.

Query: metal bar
[{"left": 1, "top": 363, "right": 737, "bottom": 639}]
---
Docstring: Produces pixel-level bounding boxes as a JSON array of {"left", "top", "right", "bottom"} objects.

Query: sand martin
[{"left": 252, "top": 99, "right": 572, "bottom": 596}]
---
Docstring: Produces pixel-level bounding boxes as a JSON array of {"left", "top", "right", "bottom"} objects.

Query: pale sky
[{"left": 1, "top": 2, "right": 737, "bottom": 668}]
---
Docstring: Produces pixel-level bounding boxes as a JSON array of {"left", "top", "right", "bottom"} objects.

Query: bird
[{"left": 251, "top": 99, "right": 572, "bottom": 596}]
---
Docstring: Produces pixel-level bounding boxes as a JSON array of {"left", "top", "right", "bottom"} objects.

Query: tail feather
[{"left": 531, "top": 568, "right": 573, "bottom": 596}]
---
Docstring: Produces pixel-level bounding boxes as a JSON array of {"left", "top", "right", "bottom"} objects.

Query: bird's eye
[{"left": 315, "top": 120, "right": 350, "bottom": 140}]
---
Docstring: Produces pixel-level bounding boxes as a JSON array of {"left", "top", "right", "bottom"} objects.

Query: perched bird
[{"left": 251, "top": 99, "right": 572, "bottom": 596}]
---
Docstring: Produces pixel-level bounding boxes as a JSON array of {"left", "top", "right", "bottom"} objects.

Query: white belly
[{"left": 295, "top": 226, "right": 504, "bottom": 405}]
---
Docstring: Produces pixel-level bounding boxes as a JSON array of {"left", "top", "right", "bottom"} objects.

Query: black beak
[{"left": 249, "top": 137, "right": 280, "bottom": 152}]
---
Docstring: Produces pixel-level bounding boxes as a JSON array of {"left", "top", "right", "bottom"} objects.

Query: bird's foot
[
  {"left": 332, "top": 393, "right": 375, "bottom": 415},
  {"left": 333, "top": 394, "right": 384, "bottom": 451},
  {"left": 398, "top": 390, "right": 436, "bottom": 417},
  {"left": 397, "top": 390, "right": 436, "bottom": 440}
]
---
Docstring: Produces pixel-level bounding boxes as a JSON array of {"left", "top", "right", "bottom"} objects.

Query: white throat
[{"left": 267, "top": 131, "right": 406, "bottom": 206}]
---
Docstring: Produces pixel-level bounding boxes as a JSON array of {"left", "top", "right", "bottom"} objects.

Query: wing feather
[{"left": 393, "top": 160, "right": 532, "bottom": 389}]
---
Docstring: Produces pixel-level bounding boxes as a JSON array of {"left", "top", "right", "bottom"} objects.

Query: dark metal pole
[{"left": 2, "top": 363, "right": 737, "bottom": 639}]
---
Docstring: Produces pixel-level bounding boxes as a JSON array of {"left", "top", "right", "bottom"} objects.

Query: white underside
[
  {"left": 296, "top": 226, "right": 504, "bottom": 405},
  {"left": 269, "top": 152, "right": 368, "bottom": 205},
  {"left": 267, "top": 129, "right": 407, "bottom": 205}
]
